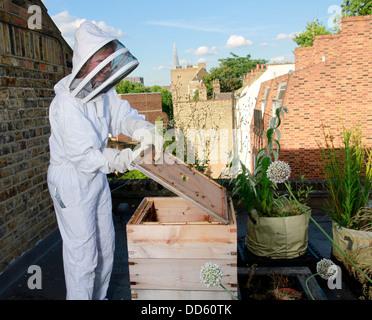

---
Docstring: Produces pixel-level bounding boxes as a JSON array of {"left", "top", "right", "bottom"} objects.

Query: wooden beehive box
[{"left": 126, "top": 148, "right": 237, "bottom": 300}]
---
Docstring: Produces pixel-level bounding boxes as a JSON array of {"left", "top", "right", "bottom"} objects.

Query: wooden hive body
[{"left": 126, "top": 149, "right": 237, "bottom": 300}]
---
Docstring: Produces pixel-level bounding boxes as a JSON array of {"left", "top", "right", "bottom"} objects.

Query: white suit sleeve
[
  {"left": 54, "top": 95, "right": 112, "bottom": 174},
  {"left": 107, "top": 89, "right": 166, "bottom": 162},
  {"left": 107, "top": 88, "right": 156, "bottom": 138}
]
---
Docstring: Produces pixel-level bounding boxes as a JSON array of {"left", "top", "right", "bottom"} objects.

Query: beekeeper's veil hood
[{"left": 67, "top": 21, "right": 139, "bottom": 103}]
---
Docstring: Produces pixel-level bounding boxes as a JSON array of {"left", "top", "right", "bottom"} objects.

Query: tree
[
  {"left": 342, "top": 0, "right": 372, "bottom": 16},
  {"left": 201, "top": 53, "right": 267, "bottom": 97},
  {"left": 150, "top": 85, "right": 173, "bottom": 121},
  {"left": 293, "top": 21, "right": 331, "bottom": 47},
  {"left": 114, "top": 80, "right": 149, "bottom": 93}
]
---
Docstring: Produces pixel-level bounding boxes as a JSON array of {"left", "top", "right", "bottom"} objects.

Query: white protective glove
[
  {"left": 103, "top": 148, "right": 138, "bottom": 173},
  {"left": 131, "top": 126, "right": 165, "bottom": 163}
]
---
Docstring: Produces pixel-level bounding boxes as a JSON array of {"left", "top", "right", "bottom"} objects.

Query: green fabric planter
[{"left": 245, "top": 208, "right": 311, "bottom": 259}]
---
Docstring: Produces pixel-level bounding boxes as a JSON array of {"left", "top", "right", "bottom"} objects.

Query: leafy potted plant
[
  {"left": 232, "top": 106, "right": 313, "bottom": 259},
  {"left": 318, "top": 123, "right": 372, "bottom": 296}
]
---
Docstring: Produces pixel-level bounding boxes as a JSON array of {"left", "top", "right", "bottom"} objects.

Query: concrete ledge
[{"left": 0, "top": 228, "right": 61, "bottom": 298}]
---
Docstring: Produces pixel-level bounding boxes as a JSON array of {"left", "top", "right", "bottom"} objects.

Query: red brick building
[{"left": 252, "top": 15, "right": 372, "bottom": 179}]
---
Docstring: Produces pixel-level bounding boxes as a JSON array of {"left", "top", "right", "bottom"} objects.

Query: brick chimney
[
  {"left": 213, "top": 79, "right": 221, "bottom": 94},
  {"left": 199, "top": 82, "right": 207, "bottom": 100}
]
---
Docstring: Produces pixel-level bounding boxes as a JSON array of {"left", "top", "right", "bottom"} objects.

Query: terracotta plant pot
[{"left": 274, "top": 287, "right": 302, "bottom": 300}]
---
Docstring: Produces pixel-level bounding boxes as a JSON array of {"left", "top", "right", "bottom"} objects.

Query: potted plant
[
  {"left": 318, "top": 123, "right": 372, "bottom": 297},
  {"left": 232, "top": 106, "right": 313, "bottom": 259},
  {"left": 270, "top": 271, "right": 302, "bottom": 300}
]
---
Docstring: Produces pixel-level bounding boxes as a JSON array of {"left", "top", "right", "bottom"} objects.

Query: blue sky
[{"left": 42, "top": 0, "right": 343, "bottom": 87}]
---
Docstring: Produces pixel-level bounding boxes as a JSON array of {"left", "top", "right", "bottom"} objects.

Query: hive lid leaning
[{"left": 131, "top": 147, "right": 230, "bottom": 224}]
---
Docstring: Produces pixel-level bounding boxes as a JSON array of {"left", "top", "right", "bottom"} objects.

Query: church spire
[{"left": 173, "top": 43, "right": 180, "bottom": 69}]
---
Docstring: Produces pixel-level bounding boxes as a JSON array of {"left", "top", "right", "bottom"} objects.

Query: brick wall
[
  {"left": 252, "top": 15, "right": 372, "bottom": 179},
  {"left": 0, "top": 0, "right": 72, "bottom": 272},
  {"left": 295, "top": 34, "right": 342, "bottom": 69},
  {"left": 113, "top": 92, "right": 168, "bottom": 143},
  {"left": 118, "top": 92, "right": 168, "bottom": 124}
]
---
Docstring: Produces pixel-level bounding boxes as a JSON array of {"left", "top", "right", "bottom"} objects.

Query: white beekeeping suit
[{"left": 47, "top": 21, "right": 161, "bottom": 300}]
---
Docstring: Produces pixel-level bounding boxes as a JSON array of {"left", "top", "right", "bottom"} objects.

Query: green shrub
[{"left": 318, "top": 124, "right": 372, "bottom": 229}]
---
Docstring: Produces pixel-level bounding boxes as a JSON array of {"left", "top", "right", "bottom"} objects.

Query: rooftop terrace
[{"left": 0, "top": 179, "right": 364, "bottom": 302}]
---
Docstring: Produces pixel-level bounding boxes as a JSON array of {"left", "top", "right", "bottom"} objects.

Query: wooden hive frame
[
  {"left": 127, "top": 197, "right": 237, "bottom": 300},
  {"left": 126, "top": 148, "right": 238, "bottom": 300}
]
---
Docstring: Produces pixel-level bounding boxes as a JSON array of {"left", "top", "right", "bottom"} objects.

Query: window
[
  {"left": 254, "top": 109, "right": 262, "bottom": 130},
  {"left": 261, "top": 87, "right": 270, "bottom": 115},
  {"left": 276, "top": 82, "right": 287, "bottom": 101},
  {"left": 272, "top": 82, "right": 287, "bottom": 116}
]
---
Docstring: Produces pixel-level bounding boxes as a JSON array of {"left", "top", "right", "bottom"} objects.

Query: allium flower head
[
  {"left": 200, "top": 262, "right": 223, "bottom": 287},
  {"left": 266, "top": 160, "right": 291, "bottom": 184},
  {"left": 316, "top": 258, "right": 338, "bottom": 281}
]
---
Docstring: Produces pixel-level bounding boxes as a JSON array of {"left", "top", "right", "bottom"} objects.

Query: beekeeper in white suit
[{"left": 47, "top": 21, "right": 163, "bottom": 300}]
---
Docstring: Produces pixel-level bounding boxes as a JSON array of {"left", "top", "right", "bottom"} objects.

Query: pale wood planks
[
  {"left": 126, "top": 196, "right": 237, "bottom": 300},
  {"left": 131, "top": 289, "right": 238, "bottom": 300},
  {"left": 129, "top": 258, "right": 237, "bottom": 291},
  {"left": 133, "top": 148, "right": 229, "bottom": 223}
]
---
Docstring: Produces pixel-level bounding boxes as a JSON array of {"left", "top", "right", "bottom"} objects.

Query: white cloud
[
  {"left": 52, "top": 11, "right": 85, "bottom": 36},
  {"left": 51, "top": 11, "right": 125, "bottom": 47},
  {"left": 226, "top": 35, "right": 253, "bottom": 48},
  {"left": 92, "top": 21, "right": 124, "bottom": 38},
  {"left": 269, "top": 54, "right": 295, "bottom": 63},
  {"left": 146, "top": 20, "right": 226, "bottom": 33},
  {"left": 61, "top": 36, "right": 75, "bottom": 48},
  {"left": 186, "top": 46, "right": 217, "bottom": 56},
  {"left": 179, "top": 59, "right": 190, "bottom": 65},
  {"left": 275, "top": 32, "right": 299, "bottom": 40},
  {"left": 146, "top": 20, "right": 270, "bottom": 36},
  {"left": 270, "top": 56, "right": 286, "bottom": 63},
  {"left": 154, "top": 65, "right": 172, "bottom": 71},
  {"left": 260, "top": 42, "right": 276, "bottom": 47}
]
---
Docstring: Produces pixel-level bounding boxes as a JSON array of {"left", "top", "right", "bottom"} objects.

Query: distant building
[
  {"left": 173, "top": 80, "right": 235, "bottom": 178},
  {"left": 171, "top": 62, "right": 208, "bottom": 102},
  {"left": 234, "top": 63, "right": 295, "bottom": 172},
  {"left": 161, "top": 85, "right": 171, "bottom": 91},
  {"left": 250, "top": 15, "right": 372, "bottom": 179},
  {"left": 171, "top": 49, "right": 235, "bottom": 178},
  {"left": 125, "top": 77, "right": 144, "bottom": 85},
  {"left": 173, "top": 43, "right": 180, "bottom": 69}
]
